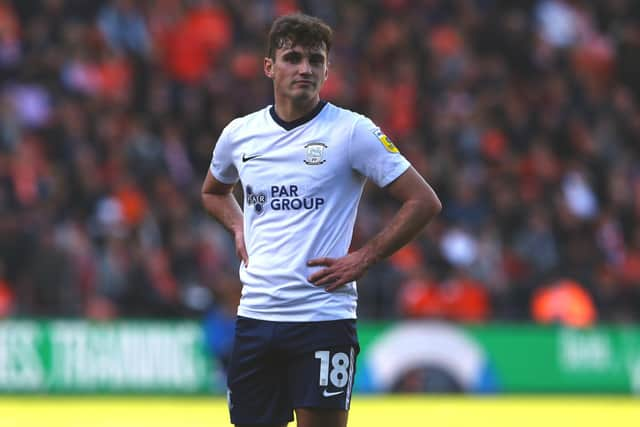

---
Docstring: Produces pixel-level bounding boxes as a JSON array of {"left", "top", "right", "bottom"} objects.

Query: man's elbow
[
  {"left": 431, "top": 194, "right": 443, "bottom": 216},
  {"left": 201, "top": 184, "right": 212, "bottom": 205},
  {"left": 418, "top": 188, "right": 442, "bottom": 221},
  {"left": 201, "top": 184, "right": 222, "bottom": 212}
]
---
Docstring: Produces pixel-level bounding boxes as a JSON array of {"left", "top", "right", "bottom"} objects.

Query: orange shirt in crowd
[
  {"left": 400, "top": 275, "right": 491, "bottom": 323},
  {"left": 0, "top": 279, "right": 13, "bottom": 317},
  {"left": 532, "top": 279, "right": 597, "bottom": 328},
  {"left": 159, "top": 5, "right": 232, "bottom": 83}
]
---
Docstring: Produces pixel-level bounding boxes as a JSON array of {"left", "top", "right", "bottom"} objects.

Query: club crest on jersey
[
  {"left": 304, "top": 142, "right": 327, "bottom": 165},
  {"left": 372, "top": 128, "right": 399, "bottom": 153}
]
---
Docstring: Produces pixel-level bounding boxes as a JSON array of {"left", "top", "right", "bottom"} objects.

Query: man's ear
[{"left": 264, "top": 57, "right": 274, "bottom": 79}]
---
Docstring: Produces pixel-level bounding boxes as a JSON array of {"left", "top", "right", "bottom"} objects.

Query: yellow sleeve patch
[{"left": 372, "top": 128, "right": 399, "bottom": 153}]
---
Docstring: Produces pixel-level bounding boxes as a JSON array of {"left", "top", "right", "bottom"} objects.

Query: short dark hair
[{"left": 267, "top": 13, "right": 333, "bottom": 60}]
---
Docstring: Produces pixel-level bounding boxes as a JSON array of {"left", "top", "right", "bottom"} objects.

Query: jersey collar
[{"left": 269, "top": 100, "right": 327, "bottom": 131}]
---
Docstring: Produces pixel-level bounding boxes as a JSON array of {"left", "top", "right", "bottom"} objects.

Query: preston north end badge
[{"left": 304, "top": 142, "right": 327, "bottom": 165}]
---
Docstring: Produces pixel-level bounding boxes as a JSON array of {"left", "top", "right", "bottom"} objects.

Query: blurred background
[{"left": 0, "top": 0, "right": 640, "bottom": 399}]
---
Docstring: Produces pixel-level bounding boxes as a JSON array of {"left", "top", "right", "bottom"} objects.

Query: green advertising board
[
  {"left": 468, "top": 324, "right": 640, "bottom": 393},
  {"left": 1, "top": 320, "right": 639, "bottom": 394},
  {"left": 356, "top": 322, "right": 640, "bottom": 394},
  {"left": 0, "top": 320, "right": 215, "bottom": 393}
]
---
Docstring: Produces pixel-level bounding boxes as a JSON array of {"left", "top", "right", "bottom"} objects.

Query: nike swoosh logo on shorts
[
  {"left": 322, "top": 389, "right": 345, "bottom": 398},
  {"left": 242, "top": 153, "right": 261, "bottom": 162}
]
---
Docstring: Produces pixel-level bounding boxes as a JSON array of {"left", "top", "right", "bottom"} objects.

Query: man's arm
[
  {"left": 201, "top": 170, "right": 248, "bottom": 266},
  {"left": 308, "top": 166, "right": 441, "bottom": 291}
]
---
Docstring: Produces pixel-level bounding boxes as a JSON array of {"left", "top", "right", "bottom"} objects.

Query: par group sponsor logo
[{"left": 246, "top": 184, "right": 325, "bottom": 213}]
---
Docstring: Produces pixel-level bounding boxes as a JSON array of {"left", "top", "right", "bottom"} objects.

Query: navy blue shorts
[{"left": 227, "top": 316, "right": 360, "bottom": 425}]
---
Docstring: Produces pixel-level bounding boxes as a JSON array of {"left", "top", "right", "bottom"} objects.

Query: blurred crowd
[{"left": 0, "top": 0, "right": 639, "bottom": 324}]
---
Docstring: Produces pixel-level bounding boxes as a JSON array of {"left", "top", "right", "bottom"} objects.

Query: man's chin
[{"left": 291, "top": 91, "right": 318, "bottom": 104}]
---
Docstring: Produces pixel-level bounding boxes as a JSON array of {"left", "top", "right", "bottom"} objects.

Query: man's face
[{"left": 264, "top": 41, "right": 328, "bottom": 104}]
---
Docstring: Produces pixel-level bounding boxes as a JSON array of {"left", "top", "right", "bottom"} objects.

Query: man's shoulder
[
  {"left": 224, "top": 106, "right": 271, "bottom": 135},
  {"left": 321, "top": 103, "right": 374, "bottom": 134},
  {"left": 318, "top": 103, "right": 377, "bottom": 140},
  {"left": 323, "top": 102, "right": 366, "bottom": 123}
]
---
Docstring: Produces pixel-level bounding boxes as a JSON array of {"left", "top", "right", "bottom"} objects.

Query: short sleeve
[
  {"left": 348, "top": 117, "right": 411, "bottom": 187},
  {"left": 209, "top": 122, "right": 239, "bottom": 184}
]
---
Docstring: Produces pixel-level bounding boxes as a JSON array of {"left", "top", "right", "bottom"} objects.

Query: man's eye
[{"left": 285, "top": 55, "right": 301, "bottom": 63}]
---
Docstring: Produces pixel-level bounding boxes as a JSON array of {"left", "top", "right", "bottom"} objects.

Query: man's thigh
[
  {"left": 282, "top": 320, "right": 360, "bottom": 413},
  {"left": 227, "top": 317, "right": 294, "bottom": 426},
  {"left": 295, "top": 407, "right": 348, "bottom": 427}
]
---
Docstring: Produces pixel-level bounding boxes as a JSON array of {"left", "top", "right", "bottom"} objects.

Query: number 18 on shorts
[{"left": 315, "top": 350, "right": 353, "bottom": 399}]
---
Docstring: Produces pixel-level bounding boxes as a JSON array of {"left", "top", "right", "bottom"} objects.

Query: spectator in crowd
[{"left": 0, "top": 0, "right": 639, "bottom": 323}]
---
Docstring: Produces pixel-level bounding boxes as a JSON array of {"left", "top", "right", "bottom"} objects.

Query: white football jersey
[{"left": 210, "top": 101, "right": 410, "bottom": 321}]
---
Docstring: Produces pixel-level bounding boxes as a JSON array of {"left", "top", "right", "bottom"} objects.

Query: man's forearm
[
  {"left": 307, "top": 194, "right": 440, "bottom": 291},
  {"left": 358, "top": 197, "right": 439, "bottom": 267},
  {"left": 202, "top": 192, "right": 244, "bottom": 235},
  {"left": 201, "top": 172, "right": 249, "bottom": 265}
]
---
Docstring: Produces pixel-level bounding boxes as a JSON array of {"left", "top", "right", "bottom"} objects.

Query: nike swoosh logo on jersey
[
  {"left": 242, "top": 153, "right": 262, "bottom": 162},
  {"left": 322, "top": 389, "right": 345, "bottom": 398}
]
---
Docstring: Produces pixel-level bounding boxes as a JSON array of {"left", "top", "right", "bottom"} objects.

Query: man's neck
[{"left": 273, "top": 96, "right": 320, "bottom": 122}]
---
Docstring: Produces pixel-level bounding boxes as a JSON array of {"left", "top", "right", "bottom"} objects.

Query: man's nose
[{"left": 298, "top": 59, "right": 312, "bottom": 74}]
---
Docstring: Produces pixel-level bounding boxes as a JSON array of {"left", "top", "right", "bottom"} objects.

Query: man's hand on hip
[{"left": 307, "top": 251, "right": 372, "bottom": 292}]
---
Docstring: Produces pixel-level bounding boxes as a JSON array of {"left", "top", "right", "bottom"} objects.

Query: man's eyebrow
[
  {"left": 281, "top": 50, "right": 325, "bottom": 58},
  {"left": 280, "top": 51, "right": 301, "bottom": 61}
]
